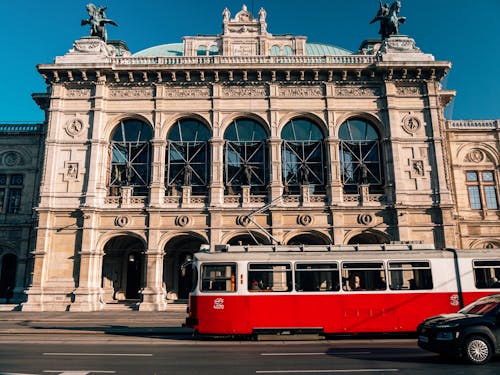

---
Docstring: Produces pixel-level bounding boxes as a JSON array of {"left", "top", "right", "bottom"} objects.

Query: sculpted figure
[
  {"left": 370, "top": 0, "right": 406, "bottom": 39},
  {"left": 81, "top": 3, "right": 118, "bottom": 42}
]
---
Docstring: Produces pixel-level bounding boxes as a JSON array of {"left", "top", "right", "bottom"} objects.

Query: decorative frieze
[
  {"left": 336, "top": 85, "right": 381, "bottom": 97},
  {"left": 66, "top": 88, "right": 92, "bottom": 98},
  {"left": 109, "top": 87, "right": 154, "bottom": 98},
  {"left": 222, "top": 86, "right": 266, "bottom": 97},
  {"left": 396, "top": 85, "right": 423, "bottom": 96},
  {"left": 279, "top": 86, "right": 323, "bottom": 97},
  {"left": 164, "top": 87, "right": 211, "bottom": 98}
]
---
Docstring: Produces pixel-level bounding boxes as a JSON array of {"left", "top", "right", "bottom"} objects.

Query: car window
[{"left": 460, "top": 300, "right": 499, "bottom": 315}]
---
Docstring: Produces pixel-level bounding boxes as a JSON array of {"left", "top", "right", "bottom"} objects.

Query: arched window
[
  {"left": 339, "top": 119, "right": 383, "bottom": 194},
  {"left": 197, "top": 45, "right": 207, "bottom": 56},
  {"left": 108, "top": 119, "right": 153, "bottom": 196},
  {"left": 209, "top": 45, "right": 219, "bottom": 56},
  {"left": 270, "top": 45, "right": 281, "bottom": 56},
  {"left": 282, "top": 118, "right": 325, "bottom": 194},
  {"left": 224, "top": 119, "right": 268, "bottom": 195},
  {"left": 282, "top": 46, "right": 293, "bottom": 56},
  {"left": 166, "top": 119, "right": 211, "bottom": 195}
]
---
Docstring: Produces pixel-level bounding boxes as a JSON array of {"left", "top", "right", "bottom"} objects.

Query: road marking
[
  {"left": 256, "top": 370, "right": 398, "bottom": 374},
  {"left": 43, "top": 353, "right": 152, "bottom": 357},
  {"left": 261, "top": 352, "right": 371, "bottom": 356}
]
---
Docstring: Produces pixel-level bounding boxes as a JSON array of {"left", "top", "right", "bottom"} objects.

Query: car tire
[{"left": 462, "top": 335, "right": 492, "bottom": 365}]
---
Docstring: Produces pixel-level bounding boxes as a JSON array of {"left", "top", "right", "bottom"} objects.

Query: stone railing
[
  {"left": 110, "top": 54, "right": 376, "bottom": 67},
  {"left": 447, "top": 120, "right": 499, "bottom": 129},
  {"left": 0, "top": 123, "right": 42, "bottom": 133}
]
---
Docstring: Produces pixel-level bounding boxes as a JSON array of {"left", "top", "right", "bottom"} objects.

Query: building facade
[{"left": 0, "top": 6, "right": 498, "bottom": 311}]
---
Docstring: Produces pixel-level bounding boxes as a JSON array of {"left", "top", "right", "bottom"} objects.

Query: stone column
[
  {"left": 139, "top": 248, "right": 167, "bottom": 311},
  {"left": 269, "top": 137, "right": 283, "bottom": 201},
  {"left": 209, "top": 138, "right": 224, "bottom": 206},
  {"left": 326, "top": 136, "right": 342, "bottom": 205},
  {"left": 149, "top": 139, "right": 166, "bottom": 206}
]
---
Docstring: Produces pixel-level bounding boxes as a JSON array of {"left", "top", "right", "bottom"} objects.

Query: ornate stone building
[{"left": 0, "top": 6, "right": 498, "bottom": 311}]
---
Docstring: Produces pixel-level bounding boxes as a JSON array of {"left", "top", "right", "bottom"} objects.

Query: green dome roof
[{"left": 133, "top": 42, "right": 351, "bottom": 57}]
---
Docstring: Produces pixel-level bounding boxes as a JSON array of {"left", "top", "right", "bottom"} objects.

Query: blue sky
[{"left": 1, "top": 0, "right": 499, "bottom": 122}]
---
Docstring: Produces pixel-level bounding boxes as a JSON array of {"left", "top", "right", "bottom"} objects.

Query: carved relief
[
  {"left": 114, "top": 216, "right": 130, "bottom": 227},
  {"left": 358, "top": 213, "right": 373, "bottom": 225},
  {"left": 464, "top": 149, "right": 485, "bottom": 163},
  {"left": 176, "top": 215, "right": 191, "bottom": 227},
  {"left": 222, "top": 86, "right": 266, "bottom": 97},
  {"left": 109, "top": 87, "right": 153, "bottom": 98},
  {"left": 65, "top": 118, "right": 86, "bottom": 138},
  {"left": 66, "top": 88, "right": 92, "bottom": 98},
  {"left": 2, "top": 151, "right": 23, "bottom": 167},
  {"left": 336, "top": 86, "right": 380, "bottom": 97},
  {"left": 396, "top": 85, "right": 423, "bottom": 96},
  {"left": 410, "top": 160, "right": 425, "bottom": 177},
  {"left": 279, "top": 86, "right": 323, "bottom": 97},
  {"left": 297, "top": 214, "right": 313, "bottom": 226},
  {"left": 164, "top": 87, "right": 211, "bottom": 98},
  {"left": 236, "top": 215, "right": 251, "bottom": 226},
  {"left": 65, "top": 162, "right": 79, "bottom": 180},
  {"left": 402, "top": 114, "right": 420, "bottom": 135}
]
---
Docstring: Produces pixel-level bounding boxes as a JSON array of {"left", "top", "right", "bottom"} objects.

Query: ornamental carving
[
  {"left": 396, "top": 85, "right": 422, "bottom": 96},
  {"left": 336, "top": 86, "right": 381, "bottom": 97},
  {"left": 236, "top": 215, "right": 251, "bottom": 227},
  {"left": 465, "top": 149, "right": 485, "bottom": 163},
  {"left": 114, "top": 216, "right": 130, "bottom": 227},
  {"left": 222, "top": 86, "right": 266, "bottom": 97},
  {"left": 109, "top": 88, "right": 153, "bottom": 98},
  {"left": 279, "top": 86, "right": 323, "bottom": 97},
  {"left": 410, "top": 160, "right": 425, "bottom": 177},
  {"left": 65, "top": 118, "right": 85, "bottom": 138},
  {"left": 65, "top": 162, "right": 79, "bottom": 180},
  {"left": 402, "top": 115, "right": 420, "bottom": 134},
  {"left": 2, "top": 151, "right": 23, "bottom": 167},
  {"left": 66, "top": 88, "right": 92, "bottom": 98},
  {"left": 358, "top": 213, "right": 373, "bottom": 226},
  {"left": 164, "top": 87, "right": 211, "bottom": 98},
  {"left": 297, "top": 214, "right": 313, "bottom": 226},
  {"left": 176, "top": 215, "right": 191, "bottom": 227}
]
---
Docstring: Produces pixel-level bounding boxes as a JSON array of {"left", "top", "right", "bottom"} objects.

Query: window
[
  {"left": 108, "top": 119, "right": 152, "bottom": 196},
  {"left": 473, "top": 260, "right": 500, "bottom": 289},
  {"left": 282, "top": 119, "right": 325, "bottom": 194},
  {"left": 166, "top": 119, "right": 210, "bottom": 195},
  {"left": 0, "top": 174, "right": 23, "bottom": 214},
  {"left": 295, "top": 263, "right": 340, "bottom": 292},
  {"left": 200, "top": 264, "right": 236, "bottom": 292},
  {"left": 224, "top": 119, "right": 268, "bottom": 195},
  {"left": 341, "top": 262, "right": 386, "bottom": 291},
  {"left": 248, "top": 263, "right": 292, "bottom": 292},
  {"left": 466, "top": 171, "right": 499, "bottom": 210},
  {"left": 339, "top": 119, "right": 383, "bottom": 194},
  {"left": 388, "top": 261, "right": 433, "bottom": 290}
]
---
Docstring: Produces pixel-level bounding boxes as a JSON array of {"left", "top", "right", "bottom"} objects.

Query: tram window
[
  {"left": 388, "top": 261, "right": 433, "bottom": 290},
  {"left": 200, "top": 263, "right": 237, "bottom": 292},
  {"left": 248, "top": 263, "right": 292, "bottom": 292},
  {"left": 341, "top": 262, "right": 386, "bottom": 291},
  {"left": 295, "top": 263, "right": 340, "bottom": 292},
  {"left": 473, "top": 260, "right": 500, "bottom": 289}
]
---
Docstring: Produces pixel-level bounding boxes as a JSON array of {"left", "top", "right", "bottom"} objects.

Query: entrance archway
[
  {"left": 0, "top": 254, "right": 17, "bottom": 302},
  {"left": 287, "top": 233, "right": 330, "bottom": 245},
  {"left": 102, "top": 236, "right": 145, "bottom": 302},
  {"left": 227, "top": 232, "right": 271, "bottom": 246},
  {"left": 347, "top": 232, "right": 389, "bottom": 244},
  {"left": 164, "top": 235, "right": 206, "bottom": 300}
]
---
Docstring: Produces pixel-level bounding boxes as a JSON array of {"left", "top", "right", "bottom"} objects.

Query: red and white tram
[{"left": 185, "top": 244, "right": 500, "bottom": 336}]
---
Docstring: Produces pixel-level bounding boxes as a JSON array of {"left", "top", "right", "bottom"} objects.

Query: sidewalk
[{"left": 0, "top": 309, "right": 192, "bottom": 336}]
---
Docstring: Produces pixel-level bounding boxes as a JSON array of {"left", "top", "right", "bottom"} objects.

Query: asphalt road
[{"left": 0, "top": 336, "right": 499, "bottom": 375}]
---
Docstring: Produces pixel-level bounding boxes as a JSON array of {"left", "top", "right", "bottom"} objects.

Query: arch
[
  {"left": 96, "top": 231, "right": 147, "bottom": 252},
  {"left": 158, "top": 230, "right": 209, "bottom": 252},
  {"left": 0, "top": 253, "right": 17, "bottom": 301},
  {"left": 160, "top": 113, "right": 212, "bottom": 140},
  {"left": 221, "top": 230, "right": 272, "bottom": 246},
  {"left": 469, "top": 239, "right": 500, "bottom": 249},
  {"left": 101, "top": 235, "right": 147, "bottom": 301},
  {"left": 197, "top": 45, "right": 207, "bottom": 56},
  {"left": 102, "top": 113, "right": 154, "bottom": 141},
  {"left": 339, "top": 117, "right": 384, "bottom": 194},
  {"left": 284, "top": 231, "right": 331, "bottom": 245},
  {"left": 209, "top": 45, "right": 219, "bottom": 56},
  {"left": 219, "top": 113, "right": 270, "bottom": 137},
  {"left": 163, "top": 233, "right": 209, "bottom": 299},
  {"left": 282, "top": 46, "right": 293, "bottom": 56},
  {"left": 456, "top": 143, "right": 499, "bottom": 165},
  {"left": 334, "top": 112, "right": 384, "bottom": 138},
  {"left": 278, "top": 112, "right": 328, "bottom": 137},
  {"left": 345, "top": 230, "right": 390, "bottom": 245},
  {"left": 270, "top": 45, "right": 281, "bottom": 56}
]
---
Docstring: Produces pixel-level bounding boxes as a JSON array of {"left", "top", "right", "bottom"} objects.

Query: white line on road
[
  {"left": 43, "top": 353, "right": 152, "bottom": 357},
  {"left": 256, "top": 369, "right": 398, "bottom": 374},
  {"left": 261, "top": 352, "right": 371, "bottom": 356},
  {"left": 43, "top": 371, "right": 116, "bottom": 374}
]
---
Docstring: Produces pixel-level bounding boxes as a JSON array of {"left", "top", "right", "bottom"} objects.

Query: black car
[{"left": 417, "top": 294, "right": 500, "bottom": 364}]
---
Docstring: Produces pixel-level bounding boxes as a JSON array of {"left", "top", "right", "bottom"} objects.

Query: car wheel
[{"left": 462, "top": 335, "right": 492, "bottom": 365}]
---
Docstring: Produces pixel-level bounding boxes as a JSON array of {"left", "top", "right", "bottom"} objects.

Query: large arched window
[
  {"left": 339, "top": 118, "right": 383, "bottom": 194},
  {"left": 166, "top": 119, "right": 211, "bottom": 195},
  {"left": 108, "top": 119, "right": 153, "bottom": 196},
  {"left": 224, "top": 119, "right": 268, "bottom": 194},
  {"left": 282, "top": 118, "right": 325, "bottom": 194}
]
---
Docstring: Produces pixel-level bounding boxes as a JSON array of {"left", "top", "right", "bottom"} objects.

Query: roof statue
[
  {"left": 370, "top": 0, "right": 406, "bottom": 39},
  {"left": 81, "top": 3, "right": 118, "bottom": 42}
]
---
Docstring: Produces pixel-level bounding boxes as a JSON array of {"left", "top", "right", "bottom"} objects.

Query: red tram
[{"left": 184, "top": 244, "right": 500, "bottom": 335}]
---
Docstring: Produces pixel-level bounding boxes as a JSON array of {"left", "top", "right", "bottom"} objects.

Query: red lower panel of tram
[{"left": 187, "top": 292, "right": 491, "bottom": 335}]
